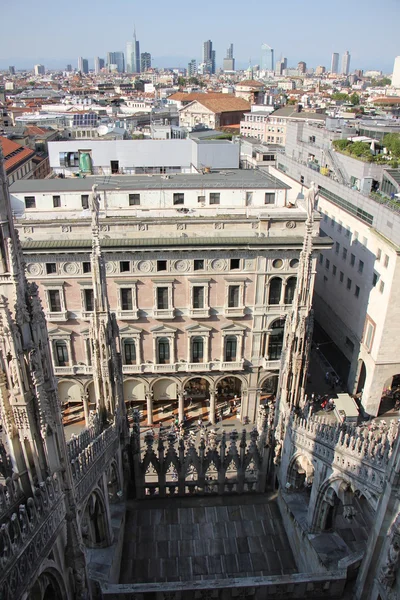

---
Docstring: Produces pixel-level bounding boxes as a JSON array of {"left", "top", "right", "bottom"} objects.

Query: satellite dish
[{"left": 97, "top": 125, "right": 109, "bottom": 136}]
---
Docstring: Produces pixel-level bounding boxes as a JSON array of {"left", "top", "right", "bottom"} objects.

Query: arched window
[
  {"left": 158, "top": 338, "right": 170, "bottom": 364},
  {"left": 225, "top": 335, "right": 237, "bottom": 362},
  {"left": 268, "top": 278, "right": 282, "bottom": 305},
  {"left": 285, "top": 277, "right": 297, "bottom": 304},
  {"left": 192, "top": 336, "right": 204, "bottom": 363},
  {"left": 55, "top": 340, "right": 69, "bottom": 366},
  {"left": 268, "top": 319, "right": 285, "bottom": 360},
  {"left": 124, "top": 339, "right": 136, "bottom": 365}
]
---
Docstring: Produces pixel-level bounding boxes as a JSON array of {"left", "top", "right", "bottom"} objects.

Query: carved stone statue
[
  {"left": 304, "top": 181, "right": 317, "bottom": 218},
  {"left": 379, "top": 536, "right": 400, "bottom": 589}
]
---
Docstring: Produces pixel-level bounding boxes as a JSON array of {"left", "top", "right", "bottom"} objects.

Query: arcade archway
[
  {"left": 58, "top": 380, "right": 84, "bottom": 426},
  {"left": 183, "top": 377, "right": 210, "bottom": 424},
  {"left": 151, "top": 378, "right": 179, "bottom": 424},
  {"left": 215, "top": 376, "right": 243, "bottom": 421},
  {"left": 81, "top": 490, "right": 110, "bottom": 549}
]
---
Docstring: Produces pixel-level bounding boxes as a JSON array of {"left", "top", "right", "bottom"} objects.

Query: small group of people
[
  {"left": 308, "top": 393, "right": 336, "bottom": 415},
  {"left": 325, "top": 371, "right": 341, "bottom": 391}
]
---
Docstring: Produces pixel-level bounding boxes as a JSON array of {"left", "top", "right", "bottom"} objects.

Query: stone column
[
  {"left": 83, "top": 394, "right": 90, "bottom": 426},
  {"left": 209, "top": 391, "right": 216, "bottom": 425},
  {"left": 237, "top": 335, "right": 244, "bottom": 362},
  {"left": 146, "top": 393, "right": 153, "bottom": 426},
  {"left": 178, "top": 392, "right": 184, "bottom": 424},
  {"left": 280, "top": 280, "right": 287, "bottom": 305}
]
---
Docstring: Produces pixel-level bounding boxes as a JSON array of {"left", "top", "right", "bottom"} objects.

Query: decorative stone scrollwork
[
  {"left": 215, "top": 222, "right": 224, "bottom": 230},
  {"left": 286, "top": 221, "right": 296, "bottom": 229},
  {"left": 63, "top": 262, "right": 79, "bottom": 275},
  {"left": 211, "top": 258, "right": 227, "bottom": 272},
  {"left": 137, "top": 260, "right": 153, "bottom": 273},
  {"left": 174, "top": 259, "right": 189, "bottom": 272},
  {"left": 177, "top": 223, "right": 186, "bottom": 231},
  {"left": 251, "top": 222, "right": 259, "bottom": 229},
  {"left": 23, "top": 226, "right": 33, "bottom": 234},
  {"left": 26, "top": 263, "right": 42, "bottom": 276},
  {"left": 100, "top": 225, "right": 110, "bottom": 232},
  {"left": 379, "top": 529, "right": 400, "bottom": 591},
  {"left": 61, "top": 225, "right": 71, "bottom": 233},
  {"left": 138, "top": 223, "right": 148, "bottom": 231},
  {"left": 105, "top": 262, "right": 116, "bottom": 274}
]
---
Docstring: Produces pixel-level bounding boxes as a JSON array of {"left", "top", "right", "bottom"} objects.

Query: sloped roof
[
  {"left": 237, "top": 80, "right": 265, "bottom": 87},
  {"left": 0, "top": 136, "right": 34, "bottom": 174},
  {"left": 168, "top": 92, "right": 229, "bottom": 103},
  {"left": 186, "top": 97, "right": 251, "bottom": 114}
]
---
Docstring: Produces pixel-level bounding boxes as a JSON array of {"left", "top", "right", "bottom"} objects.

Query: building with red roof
[{"left": 0, "top": 136, "right": 35, "bottom": 185}]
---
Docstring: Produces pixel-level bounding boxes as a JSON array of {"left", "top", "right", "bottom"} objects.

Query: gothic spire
[{"left": 276, "top": 183, "right": 317, "bottom": 410}]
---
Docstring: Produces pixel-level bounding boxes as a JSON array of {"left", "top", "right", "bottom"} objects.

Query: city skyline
[{"left": 0, "top": 0, "right": 398, "bottom": 73}]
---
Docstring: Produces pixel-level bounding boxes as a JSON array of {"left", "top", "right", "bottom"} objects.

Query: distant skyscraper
[
  {"left": 341, "top": 51, "right": 351, "bottom": 75},
  {"left": 66, "top": 64, "right": 72, "bottom": 72},
  {"left": 94, "top": 57, "right": 101, "bottom": 74},
  {"left": 187, "top": 59, "right": 197, "bottom": 77},
  {"left": 126, "top": 28, "right": 140, "bottom": 73},
  {"left": 141, "top": 52, "right": 151, "bottom": 72},
  {"left": 297, "top": 61, "right": 306, "bottom": 74},
  {"left": 331, "top": 52, "right": 339, "bottom": 74},
  {"left": 315, "top": 65, "right": 326, "bottom": 75},
  {"left": 78, "top": 57, "right": 89, "bottom": 74},
  {"left": 223, "top": 44, "right": 235, "bottom": 72},
  {"left": 392, "top": 56, "right": 400, "bottom": 88},
  {"left": 203, "top": 40, "right": 215, "bottom": 74},
  {"left": 275, "top": 57, "right": 287, "bottom": 76},
  {"left": 34, "top": 64, "right": 45, "bottom": 76},
  {"left": 107, "top": 52, "right": 125, "bottom": 73},
  {"left": 9, "top": 66, "right": 15, "bottom": 75},
  {"left": 260, "top": 44, "right": 274, "bottom": 71}
]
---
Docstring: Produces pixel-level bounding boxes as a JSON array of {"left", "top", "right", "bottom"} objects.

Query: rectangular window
[
  {"left": 120, "top": 261, "right": 130, "bottom": 273},
  {"left": 129, "top": 193, "right": 140, "bottom": 206},
  {"left": 342, "top": 248, "right": 347, "bottom": 260},
  {"left": 384, "top": 255, "right": 389, "bottom": 268},
  {"left": 157, "top": 287, "right": 169, "bottom": 310},
  {"left": 198, "top": 195, "right": 206, "bottom": 203},
  {"left": 49, "top": 290, "right": 61, "bottom": 312},
  {"left": 228, "top": 285, "right": 240, "bottom": 308},
  {"left": 265, "top": 192, "right": 276, "bottom": 205},
  {"left": 46, "top": 263, "right": 57, "bottom": 274},
  {"left": 121, "top": 288, "right": 133, "bottom": 311},
  {"left": 372, "top": 273, "right": 378, "bottom": 287},
  {"left": 323, "top": 213, "right": 328, "bottom": 222},
  {"left": 81, "top": 195, "right": 89, "bottom": 209},
  {"left": 194, "top": 259, "right": 204, "bottom": 271},
  {"left": 173, "top": 193, "right": 184, "bottom": 205},
  {"left": 335, "top": 242, "right": 340, "bottom": 254},
  {"left": 325, "top": 259, "right": 330, "bottom": 270},
  {"left": 379, "top": 281, "right": 385, "bottom": 294},
  {"left": 338, "top": 222, "right": 342, "bottom": 233},
  {"left": 376, "top": 248, "right": 382, "bottom": 261},
  {"left": 330, "top": 217, "right": 335, "bottom": 227},
  {"left": 230, "top": 258, "right": 240, "bottom": 270},
  {"left": 53, "top": 195, "right": 61, "bottom": 208},
  {"left": 332, "top": 265, "right": 337, "bottom": 276},
  {"left": 209, "top": 192, "right": 220, "bottom": 205},
  {"left": 193, "top": 286, "right": 204, "bottom": 309},
  {"left": 350, "top": 254, "right": 355, "bottom": 267},
  {"left": 24, "top": 196, "right": 36, "bottom": 209},
  {"left": 345, "top": 228, "right": 351, "bottom": 238},
  {"left": 319, "top": 253, "right": 323, "bottom": 265},
  {"left": 347, "top": 278, "right": 352, "bottom": 290},
  {"left": 83, "top": 262, "right": 91, "bottom": 273},
  {"left": 364, "top": 321, "right": 375, "bottom": 351},
  {"left": 354, "top": 231, "right": 359, "bottom": 244},
  {"left": 358, "top": 260, "right": 364, "bottom": 274},
  {"left": 339, "top": 271, "right": 344, "bottom": 283},
  {"left": 355, "top": 285, "right": 360, "bottom": 298},
  {"left": 157, "top": 260, "right": 167, "bottom": 272},
  {"left": 84, "top": 289, "right": 94, "bottom": 311}
]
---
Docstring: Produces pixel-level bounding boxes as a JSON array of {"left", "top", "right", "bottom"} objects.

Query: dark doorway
[{"left": 111, "top": 160, "right": 119, "bottom": 174}]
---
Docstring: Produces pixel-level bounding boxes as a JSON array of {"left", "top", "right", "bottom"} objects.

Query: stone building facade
[{"left": 10, "top": 170, "right": 329, "bottom": 425}]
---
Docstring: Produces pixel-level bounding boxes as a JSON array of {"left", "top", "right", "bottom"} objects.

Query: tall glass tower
[
  {"left": 126, "top": 28, "right": 140, "bottom": 73},
  {"left": 341, "top": 51, "right": 351, "bottom": 76},
  {"left": 260, "top": 44, "right": 274, "bottom": 71}
]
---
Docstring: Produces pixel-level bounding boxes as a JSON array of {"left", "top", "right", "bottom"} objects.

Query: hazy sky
[{"left": 1, "top": 0, "right": 399, "bottom": 72}]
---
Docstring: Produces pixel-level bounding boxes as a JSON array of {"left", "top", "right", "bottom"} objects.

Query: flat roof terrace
[
  {"left": 10, "top": 169, "right": 290, "bottom": 193},
  {"left": 119, "top": 494, "right": 297, "bottom": 585}
]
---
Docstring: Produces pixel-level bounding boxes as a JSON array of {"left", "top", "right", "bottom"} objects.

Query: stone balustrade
[
  {"left": 70, "top": 423, "right": 119, "bottom": 504},
  {"left": 67, "top": 414, "right": 102, "bottom": 462},
  {"left": 0, "top": 473, "right": 24, "bottom": 520},
  {"left": 0, "top": 474, "right": 65, "bottom": 600},
  {"left": 290, "top": 414, "right": 399, "bottom": 492}
]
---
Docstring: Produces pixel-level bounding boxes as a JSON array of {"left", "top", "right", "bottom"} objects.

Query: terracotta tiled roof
[
  {"left": 372, "top": 97, "right": 400, "bottom": 104},
  {"left": 191, "top": 96, "right": 251, "bottom": 114},
  {"left": 26, "top": 125, "right": 50, "bottom": 136},
  {"left": 237, "top": 80, "right": 265, "bottom": 87},
  {"left": 168, "top": 92, "right": 228, "bottom": 103},
  {"left": 0, "top": 136, "right": 34, "bottom": 174}
]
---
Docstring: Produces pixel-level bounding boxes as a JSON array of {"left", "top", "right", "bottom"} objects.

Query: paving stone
[
  {"left": 248, "top": 536, "right": 262, "bottom": 553},
  {"left": 265, "top": 550, "right": 283, "bottom": 574},
  {"left": 208, "top": 538, "right": 225, "bottom": 556},
  {"left": 222, "top": 553, "right": 239, "bottom": 573},
  {"left": 177, "top": 556, "right": 193, "bottom": 580},
  {"left": 223, "top": 537, "right": 238, "bottom": 554},
  {"left": 236, "top": 537, "right": 250, "bottom": 554},
  {"left": 205, "top": 507, "right": 218, "bottom": 523},
  {"left": 214, "top": 521, "right": 227, "bottom": 538},
  {"left": 261, "top": 518, "right": 275, "bottom": 535},
  {"left": 192, "top": 539, "right": 209, "bottom": 556},
  {"left": 237, "top": 553, "right": 253, "bottom": 572},
  {"left": 227, "top": 506, "right": 242, "bottom": 521},
  {"left": 193, "top": 507, "right": 207, "bottom": 523},
  {"left": 156, "top": 541, "right": 170, "bottom": 558},
  {"left": 178, "top": 539, "right": 195, "bottom": 556},
  {"left": 169, "top": 540, "right": 180, "bottom": 556},
  {"left": 207, "top": 555, "right": 223, "bottom": 574},
  {"left": 192, "top": 556, "right": 208, "bottom": 576},
  {"left": 258, "top": 535, "right": 275, "bottom": 551},
  {"left": 251, "top": 552, "right": 268, "bottom": 571},
  {"left": 181, "top": 523, "right": 199, "bottom": 540},
  {"left": 154, "top": 524, "right": 170, "bottom": 541},
  {"left": 136, "top": 541, "right": 154, "bottom": 559},
  {"left": 178, "top": 508, "right": 193, "bottom": 525},
  {"left": 161, "top": 557, "right": 178, "bottom": 579}
]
